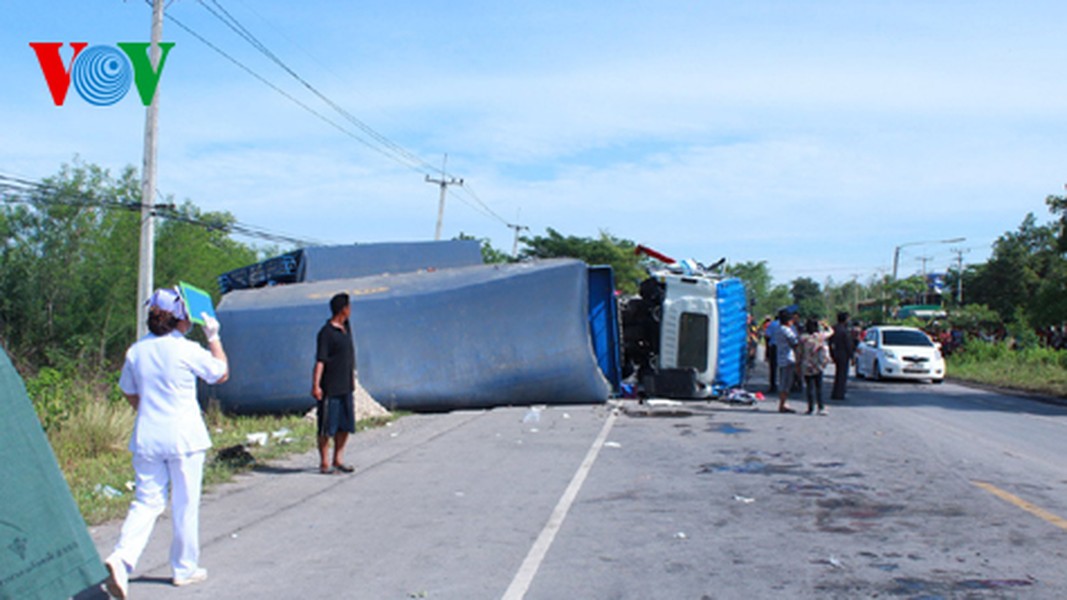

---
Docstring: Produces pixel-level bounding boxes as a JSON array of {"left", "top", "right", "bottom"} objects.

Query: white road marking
[{"left": 501, "top": 409, "right": 619, "bottom": 600}]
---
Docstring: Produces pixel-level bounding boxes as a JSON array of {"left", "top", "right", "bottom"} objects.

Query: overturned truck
[{"left": 209, "top": 241, "right": 747, "bottom": 414}]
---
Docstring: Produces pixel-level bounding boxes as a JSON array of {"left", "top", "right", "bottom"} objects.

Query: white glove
[{"left": 202, "top": 313, "right": 221, "bottom": 343}]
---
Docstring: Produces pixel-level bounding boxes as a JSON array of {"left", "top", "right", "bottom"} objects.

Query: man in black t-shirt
[{"left": 311, "top": 293, "right": 356, "bottom": 474}]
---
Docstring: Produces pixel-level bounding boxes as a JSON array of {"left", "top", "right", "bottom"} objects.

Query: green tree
[
  {"left": 947, "top": 303, "right": 999, "bottom": 332},
  {"left": 155, "top": 200, "right": 258, "bottom": 303},
  {"left": 0, "top": 161, "right": 260, "bottom": 371},
  {"left": 790, "top": 276, "right": 824, "bottom": 318},
  {"left": 762, "top": 284, "right": 793, "bottom": 319},
  {"left": 1047, "top": 194, "right": 1067, "bottom": 253},
  {"left": 727, "top": 260, "right": 773, "bottom": 316},
  {"left": 520, "top": 228, "right": 646, "bottom": 294},
  {"left": 455, "top": 233, "right": 513, "bottom": 264},
  {"left": 965, "top": 213, "right": 1060, "bottom": 325}
]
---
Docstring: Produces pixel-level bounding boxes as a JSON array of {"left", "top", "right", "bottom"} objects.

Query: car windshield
[{"left": 882, "top": 330, "right": 933, "bottom": 347}]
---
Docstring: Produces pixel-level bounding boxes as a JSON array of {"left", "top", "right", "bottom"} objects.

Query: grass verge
[
  {"left": 947, "top": 341, "right": 1067, "bottom": 398},
  {"left": 42, "top": 390, "right": 400, "bottom": 526}
]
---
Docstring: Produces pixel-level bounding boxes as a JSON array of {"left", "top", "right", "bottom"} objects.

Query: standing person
[
  {"left": 311, "top": 293, "right": 357, "bottom": 475},
  {"left": 829, "top": 311, "right": 854, "bottom": 400},
  {"left": 764, "top": 313, "right": 782, "bottom": 393},
  {"left": 773, "top": 311, "right": 800, "bottom": 413},
  {"left": 105, "top": 288, "right": 228, "bottom": 599},
  {"left": 798, "top": 318, "right": 832, "bottom": 415}
]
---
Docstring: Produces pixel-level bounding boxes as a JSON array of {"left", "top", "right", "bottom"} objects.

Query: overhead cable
[{"left": 0, "top": 173, "right": 325, "bottom": 247}]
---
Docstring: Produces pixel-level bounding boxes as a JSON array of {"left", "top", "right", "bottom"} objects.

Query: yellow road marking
[{"left": 973, "top": 480, "right": 1067, "bottom": 532}]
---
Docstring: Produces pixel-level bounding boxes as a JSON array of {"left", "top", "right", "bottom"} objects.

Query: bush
[
  {"left": 951, "top": 339, "right": 1008, "bottom": 364},
  {"left": 51, "top": 399, "right": 133, "bottom": 460},
  {"left": 948, "top": 340, "right": 1067, "bottom": 397}
]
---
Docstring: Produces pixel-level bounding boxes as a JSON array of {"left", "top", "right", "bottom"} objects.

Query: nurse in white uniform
[{"left": 104, "top": 288, "right": 228, "bottom": 599}]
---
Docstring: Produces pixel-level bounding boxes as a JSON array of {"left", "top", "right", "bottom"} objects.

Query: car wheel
[
  {"left": 932, "top": 378, "right": 944, "bottom": 385},
  {"left": 872, "top": 360, "right": 882, "bottom": 381}
]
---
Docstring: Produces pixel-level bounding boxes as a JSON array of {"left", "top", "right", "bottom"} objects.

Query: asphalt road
[{"left": 83, "top": 366, "right": 1067, "bottom": 599}]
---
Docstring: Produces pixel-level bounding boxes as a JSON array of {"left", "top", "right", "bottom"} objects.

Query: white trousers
[{"left": 110, "top": 450, "right": 206, "bottom": 580}]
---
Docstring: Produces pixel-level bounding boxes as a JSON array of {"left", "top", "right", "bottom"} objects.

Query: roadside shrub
[
  {"left": 951, "top": 340, "right": 1007, "bottom": 364},
  {"left": 25, "top": 366, "right": 86, "bottom": 432},
  {"left": 51, "top": 399, "right": 133, "bottom": 461}
]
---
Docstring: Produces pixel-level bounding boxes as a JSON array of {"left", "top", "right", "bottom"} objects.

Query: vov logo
[{"left": 29, "top": 42, "right": 174, "bottom": 106}]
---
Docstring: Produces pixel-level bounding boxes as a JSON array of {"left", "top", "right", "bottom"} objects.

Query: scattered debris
[
  {"left": 271, "top": 428, "right": 291, "bottom": 439},
  {"left": 215, "top": 444, "right": 255, "bottom": 468},
  {"left": 732, "top": 495, "right": 755, "bottom": 504},
  {"left": 522, "top": 407, "right": 542, "bottom": 423},
  {"left": 722, "top": 388, "right": 763, "bottom": 405},
  {"left": 245, "top": 432, "right": 268, "bottom": 446},
  {"left": 604, "top": 441, "right": 622, "bottom": 449},
  {"left": 124, "top": 480, "right": 136, "bottom": 492},
  {"left": 674, "top": 532, "right": 688, "bottom": 540},
  {"left": 646, "top": 399, "right": 684, "bottom": 407},
  {"left": 94, "top": 484, "right": 123, "bottom": 499},
  {"left": 562, "top": 413, "right": 571, "bottom": 419}
]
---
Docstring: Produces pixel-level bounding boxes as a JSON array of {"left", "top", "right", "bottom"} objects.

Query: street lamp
[{"left": 892, "top": 237, "right": 965, "bottom": 280}]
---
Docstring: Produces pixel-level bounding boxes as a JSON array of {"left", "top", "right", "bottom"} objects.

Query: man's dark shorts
[
  {"left": 777, "top": 364, "right": 796, "bottom": 394},
  {"left": 318, "top": 393, "right": 355, "bottom": 437}
]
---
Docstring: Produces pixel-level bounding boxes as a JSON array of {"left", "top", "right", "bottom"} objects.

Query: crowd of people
[
  {"left": 747, "top": 306, "right": 1067, "bottom": 417},
  {"left": 752, "top": 309, "right": 854, "bottom": 415}
]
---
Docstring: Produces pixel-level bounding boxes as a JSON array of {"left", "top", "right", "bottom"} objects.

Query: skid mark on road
[
  {"left": 973, "top": 480, "right": 1067, "bottom": 532},
  {"left": 501, "top": 409, "right": 618, "bottom": 600}
]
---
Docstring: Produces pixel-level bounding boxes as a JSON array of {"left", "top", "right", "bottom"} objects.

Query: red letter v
[{"left": 29, "top": 42, "right": 88, "bottom": 106}]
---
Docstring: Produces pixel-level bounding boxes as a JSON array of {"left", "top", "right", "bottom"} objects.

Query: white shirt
[
  {"left": 774, "top": 323, "right": 799, "bottom": 366},
  {"left": 119, "top": 331, "right": 227, "bottom": 458}
]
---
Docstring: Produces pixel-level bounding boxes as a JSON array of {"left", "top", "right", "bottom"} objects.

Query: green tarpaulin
[{"left": 0, "top": 350, "right": 105, "bottom": 600}]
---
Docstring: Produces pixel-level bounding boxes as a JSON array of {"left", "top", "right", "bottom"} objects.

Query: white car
[{"left": 855, "top": 326, "right": 945, "bottom": 383}]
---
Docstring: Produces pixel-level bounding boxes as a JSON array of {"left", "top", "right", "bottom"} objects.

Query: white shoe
[
  {"left": 817, "top": 408, "right": 828, "bottom": 416},
  {"left": 173, "top": 568, "right": 208, "bottom": 587},
  {"left": 105, "top": 555, "right": 129, "bottom": 600}
]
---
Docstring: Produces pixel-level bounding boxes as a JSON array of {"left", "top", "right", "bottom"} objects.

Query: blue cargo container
[{"left": 213, "top": 259, "right": 611, "bottom": 413}]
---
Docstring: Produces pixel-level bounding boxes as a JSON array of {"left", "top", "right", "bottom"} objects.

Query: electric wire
[
  {"left": 162, "top": 10, "right": 395, "bottom": 164},
  {"left": 0, "top": 173, "right": 324, "bottom": 247},
  {"left": 180, "top": 0, "right": 516, "bottom": 228},
  {"left": 195, "top": 0, "right": 435, "bottom": 174},
  {"left": 144, "top": 0, "right": 518, "bottom": 232}
]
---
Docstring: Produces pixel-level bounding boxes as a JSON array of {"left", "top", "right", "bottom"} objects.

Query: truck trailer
[{"left": 208, "top": 241, "right": 747, "bottom": 413}]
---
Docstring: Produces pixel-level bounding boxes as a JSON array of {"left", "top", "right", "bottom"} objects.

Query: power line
[
  {"left": 159, "top": 0, "right": 515, "bottom": 231},
  {"left": 0, "top": 173, "right": 326, "bottom": 247},
  {"left": 194, "top": 0, "right": 436, "bottom": 174}
]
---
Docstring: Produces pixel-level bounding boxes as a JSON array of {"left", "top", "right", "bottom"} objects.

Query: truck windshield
[{"left": 678, "top": 312, "right": 709, "bottom": 371}]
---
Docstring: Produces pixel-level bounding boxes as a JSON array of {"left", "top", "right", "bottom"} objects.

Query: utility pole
[
  {"left": 425, "top": 154, "right": 463, "bottom": 241},
  {"left": 136, "top": 0, "right": 165, "bottom": 339},
  {"left": 916, "top": 255, "right": 932, "bottom": 280},
  {"left": 916, "top": 255, "right": 932, "bottom": 304},
  {"left": 507, "top": 223, "right": 529, "bottom": 257},
  {"left": 950, "top": 247, "right": 969, "bottom": 304},
  {"left": 850, "top": 274, "right": 860, "bottom": 315}
]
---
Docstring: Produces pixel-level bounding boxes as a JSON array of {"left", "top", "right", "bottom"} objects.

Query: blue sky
[{"left": 4, "top": 1, "right": 1066, "bottom": 285}]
